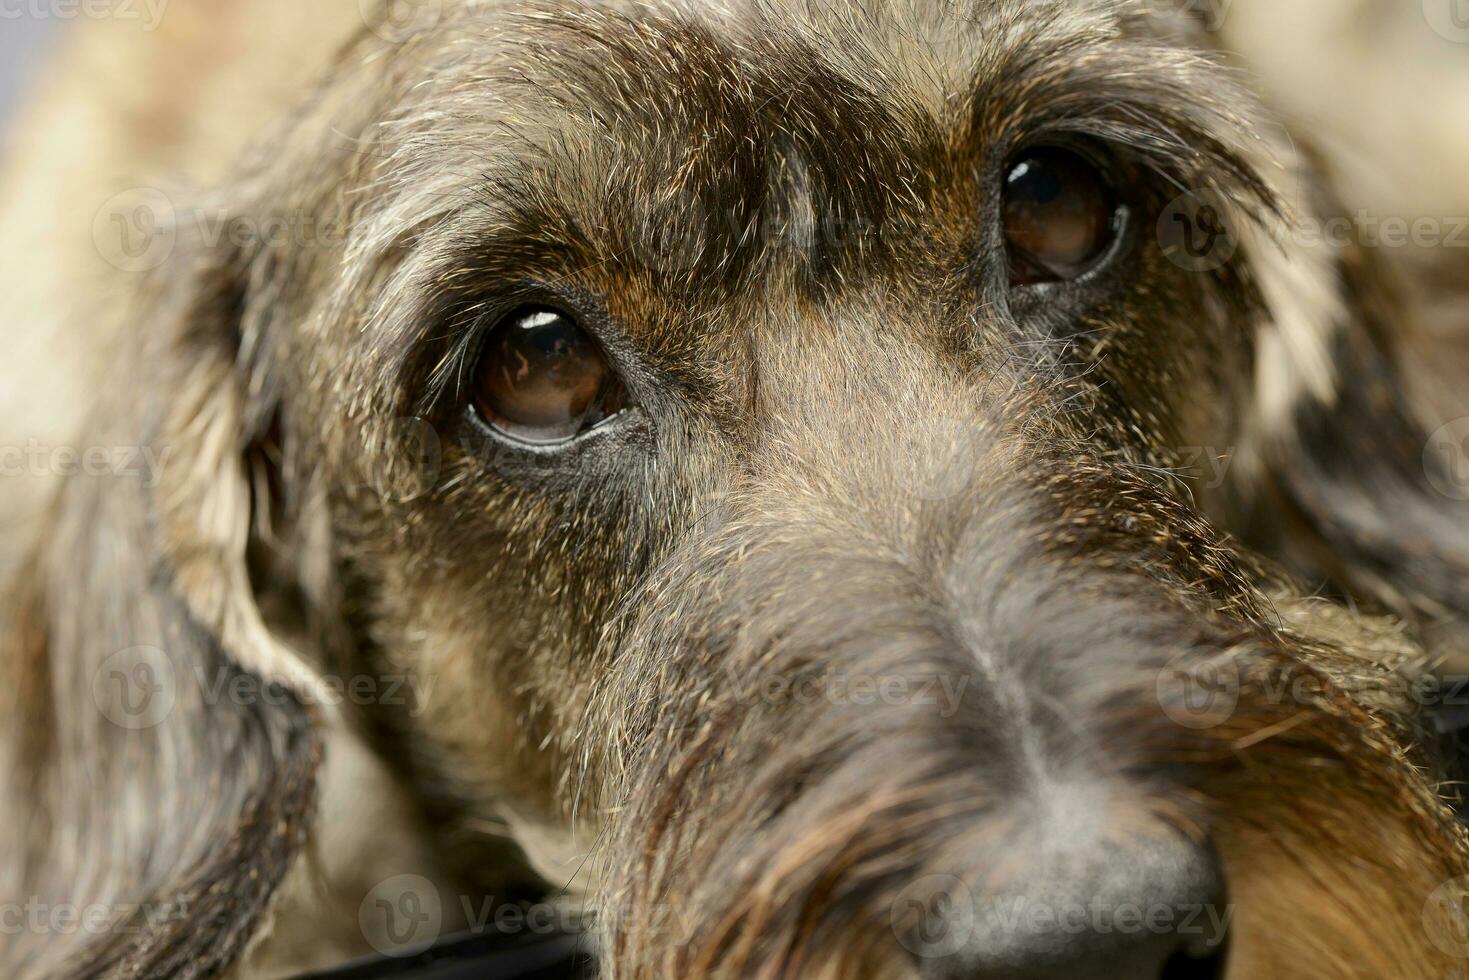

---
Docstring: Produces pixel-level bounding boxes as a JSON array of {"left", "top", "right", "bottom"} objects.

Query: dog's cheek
[
  {"left": 1045, "top": 246, "right": 1254, "bottom": 500},
  {"left": 344, "top": 546, "right": 606, "bottom": 880}
]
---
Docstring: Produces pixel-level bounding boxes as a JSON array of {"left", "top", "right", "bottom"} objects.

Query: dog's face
[
  {"left": 11, "top": 1, "right": 1469, "bottom": 979},
  {"left": 332, "top": 0, "right": 1266, "bottom": 860}
]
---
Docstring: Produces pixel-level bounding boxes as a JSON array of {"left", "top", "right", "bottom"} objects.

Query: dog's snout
[{"left": 916, "top": 836, "right": 1230, "bottom": 980}]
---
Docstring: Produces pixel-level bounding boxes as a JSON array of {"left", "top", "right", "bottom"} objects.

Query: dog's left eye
[
  {"left": 471, "top": 305, "right": 628, "bottom": 445},
  {"left": 1002, "top": 147, "right": 1119, "bottom": 284}
]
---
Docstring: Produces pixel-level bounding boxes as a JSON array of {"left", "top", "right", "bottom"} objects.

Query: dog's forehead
[
  {"left": 412, "top": 0, "right": 1145, "bottom": 164},
  {"left": 342, "top": 0, "right": 1256, "bottom": 409},
  {"left": 358, "top": 0, "right": 1214, "bottom": 292}
]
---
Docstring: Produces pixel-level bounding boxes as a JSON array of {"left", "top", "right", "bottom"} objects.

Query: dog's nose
[{"left": 913, "top": 836, "right": 1230, "bottom": 980}]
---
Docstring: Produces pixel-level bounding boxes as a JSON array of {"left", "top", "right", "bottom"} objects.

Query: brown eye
[
  {"left": 471, "top": 305, "right": 626, "bottom": 445},
  {"left": 1002, "top": 147, "right": 1119, "bottom": 284}
]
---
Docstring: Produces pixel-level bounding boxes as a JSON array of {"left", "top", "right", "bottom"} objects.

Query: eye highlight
[
  {"left": 470, "top": 305, "right": 628, "bottom": 445},
  {"left": 1002, "top": 147, "right": 1120, "bottom": 285}
]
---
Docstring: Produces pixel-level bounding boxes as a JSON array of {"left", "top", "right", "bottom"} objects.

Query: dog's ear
[
  {"left": 2, "top": 189, "right": 336, "bottom": 977},
  {"left": 1225, "top": 215, "right": 1469, "bottom": 638},
  {"left": 1124, "top": 4, "right": 1469, "bottom": 658},
  {"left": 1187, "top": 103, "right": 1469, "bottom": 674},
  {"left": 1217, "top": 163, "right": 1469, "bottom": 815}
]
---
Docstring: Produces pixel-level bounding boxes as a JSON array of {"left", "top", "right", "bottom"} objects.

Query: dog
[{"left": 4, "top": 0, "right": 1469, "bottom": 977}]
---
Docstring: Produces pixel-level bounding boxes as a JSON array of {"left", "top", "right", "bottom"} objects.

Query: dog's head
[{"left": 8, "top": 1, "right": 1469, "bottom": 978}]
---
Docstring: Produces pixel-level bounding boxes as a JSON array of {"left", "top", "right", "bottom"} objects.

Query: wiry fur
[{"left": 2, "top": 1, "right": 1469, "bottom": 978}]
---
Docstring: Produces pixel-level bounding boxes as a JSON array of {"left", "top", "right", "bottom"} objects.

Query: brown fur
[{"left": 3, "top": 1, "right": 1469, "bottom": 978}]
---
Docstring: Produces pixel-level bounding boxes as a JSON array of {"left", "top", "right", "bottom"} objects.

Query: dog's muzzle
[{"left": 918, "top": 835, "right": 1230, "bottom": 979}]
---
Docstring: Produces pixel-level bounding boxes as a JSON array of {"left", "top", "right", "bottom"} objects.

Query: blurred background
[{"left": 0, "top": 19, "right": 59, "bottom": 132}]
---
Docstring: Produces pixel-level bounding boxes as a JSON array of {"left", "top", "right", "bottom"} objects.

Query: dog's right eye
[
  {"left": 470, "top": 305, "right": 628, "bottom": 445},
  {"left": 1002, "top": 147, "right": 1120, "bottom": 285}
]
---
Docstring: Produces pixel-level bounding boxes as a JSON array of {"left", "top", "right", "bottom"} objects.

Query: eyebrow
[
  {"left": 970, "top": 28, "right": 1278, "bottom": 211},
  {"left": 505, "top": 5, "right": 1280, "bottom": 243}
]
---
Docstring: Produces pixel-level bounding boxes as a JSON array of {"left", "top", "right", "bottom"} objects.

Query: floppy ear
[
  {"left": 1214, "top": 165, "right": 1469, "bottom": 817},
  {"left": 1225, "top": 224, "right": 1469, "bottom": 642},
  {"left": 1127, "top": 6, "right": 1469, "bottom": 783},
  {"left": 1130, "top": 4, "right": 1469, "bottom": 656},
  {"left": 1182, "top": 80, "right": 1469, "bottom": 674},
  {"left": 0, "top": 194, "right": 336, "bottom": 977}
]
